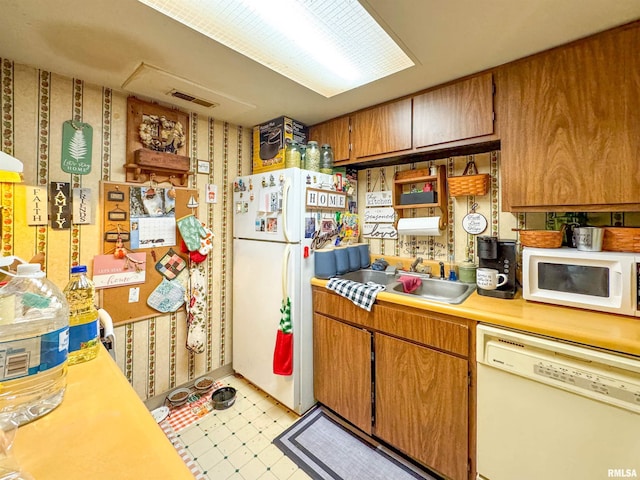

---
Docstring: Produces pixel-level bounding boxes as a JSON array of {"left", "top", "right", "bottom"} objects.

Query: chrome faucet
[
  {"left": 439, "top": 261, "right": 445, "bottom": 280},
  {"left": 410, "top": 257, "right": 423, "bottom": 272}
]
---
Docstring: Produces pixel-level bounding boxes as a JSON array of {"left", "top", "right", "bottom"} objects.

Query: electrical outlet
[{"left": 128, "top": 287, "right": 140, "bottom": 303}]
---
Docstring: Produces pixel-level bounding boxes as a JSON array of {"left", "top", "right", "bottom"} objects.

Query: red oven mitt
[{"left": 273, "top": 298, "right": 293, "bottom": 376}]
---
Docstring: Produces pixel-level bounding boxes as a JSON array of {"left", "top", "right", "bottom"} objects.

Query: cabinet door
[
  {"left": 413, "top": 73, "right": 494, "bottom": 148},
  {"left": 308, "top": 116, "right": 350, "bottom": 162},
  {"left": 374, "top": 334, "right": 469, "bottom": 480},
  {"left": 352, "top": 98, "right": 412, "bottom": 159},
  {"left": 313, "top": 313, "right": 372, "bottom": 434},
  {"left": 498, "top": 25, "right": 640, "bottom": 211}
]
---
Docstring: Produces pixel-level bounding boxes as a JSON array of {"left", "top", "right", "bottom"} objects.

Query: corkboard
[{"left": 99, "top": 181, "right": 197, "bottom": 325}]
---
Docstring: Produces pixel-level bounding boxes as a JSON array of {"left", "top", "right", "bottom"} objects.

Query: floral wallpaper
[
  {"left": 357, "top": 153, "right": 640, "bottom": 267},
  {"left": 2, "top": 57, "right": 638, "bottom": 402},
  {"left": 1, "top": 58, "right": 251, "bottom": 401}
]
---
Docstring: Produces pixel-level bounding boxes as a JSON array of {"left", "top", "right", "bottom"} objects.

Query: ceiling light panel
[{"left": 137, "top": 0, "right": 414, "bottom": 97}]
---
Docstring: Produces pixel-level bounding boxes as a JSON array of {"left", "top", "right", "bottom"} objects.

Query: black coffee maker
[{"left": 476, "top": 236, "right": 517, "bottom": 299}]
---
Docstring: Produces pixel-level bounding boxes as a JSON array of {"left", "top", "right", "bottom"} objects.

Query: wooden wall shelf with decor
[
  {"left": 393, "top": 165, "right": 448, "bottom": 230},
  {"left": 125, "top": 97, "right": 191, "bottom": 186},
  {"left": 125, "top": 149, "right": 192, "bottom": 186}
]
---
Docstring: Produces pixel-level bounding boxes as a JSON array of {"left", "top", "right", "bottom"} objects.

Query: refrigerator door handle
[
  {"left": 282, "top": 243, "right": 291, "bottom": 299},
  {"left": 282, "top": 177, "right": 292, "bottom": 243}
]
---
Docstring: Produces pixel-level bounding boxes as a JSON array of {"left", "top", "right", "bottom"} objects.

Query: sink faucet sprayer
[{"left": 439, "top": 261, "right": 445, "bottom": 280}]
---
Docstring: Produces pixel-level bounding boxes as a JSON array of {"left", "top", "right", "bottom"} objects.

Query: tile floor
[{"left": 176, "top": 374, "right": 311, "bottom": 479}]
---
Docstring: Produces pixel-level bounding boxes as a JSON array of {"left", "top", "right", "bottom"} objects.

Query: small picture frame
[
  {"left": 197, "top": 160, "right": 211, "bottom": 175},
  {"left": 108, "top": 210, "right": 127, "bottom": 221},
  {"left": 107, "top": 190, "right": 125, "bottom": 202},
  {"left": 104, "top": 231, "right": 130, "bottom": 242}
]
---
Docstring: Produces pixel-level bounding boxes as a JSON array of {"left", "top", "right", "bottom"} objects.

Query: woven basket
[
  {"left": 602, "top": 227, "right": 640, "bottom": 252},
  {"left": 514, "top": 228, "right": 565, "bottom": 248},
  {"left": 448, "top": 174, "right": 490, "bottom": 197}
]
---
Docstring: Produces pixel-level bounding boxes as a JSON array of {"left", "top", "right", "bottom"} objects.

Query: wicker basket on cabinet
[
  {"left": 448, "top": 159, "right": 489, "bottom": 197},
  {"left": 448, "top": 174, "right": 490, "bottom": 197},
  {"left": 513, "top": 227, "right": 565, "bottom": 248},
  {"left": 602, "top": 227, "right": 640, "bottom": 252}
]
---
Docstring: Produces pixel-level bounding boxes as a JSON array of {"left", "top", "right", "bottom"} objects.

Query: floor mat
[
  {"left": 159, "top": 420, "right": 206, "bottom": 479},
  {"left": 166, "top": 380, "right": 225, "bottom": 432},
  {"left": 273, "top": 406, "right": 440, "bottom": 480}
]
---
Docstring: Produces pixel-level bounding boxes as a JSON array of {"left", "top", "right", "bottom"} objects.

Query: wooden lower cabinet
[
  {"left": 374, "top": 333, "right": 469, "bottom": 480},
  {"left": 312, "top": 288, "right": 474, "bottom": 480},
  {"left": 313, "top": 313, "right": 372, "bottom": 434}
]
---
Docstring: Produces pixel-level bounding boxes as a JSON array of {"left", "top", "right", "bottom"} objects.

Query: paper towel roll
[{"left": 397, "top": 217, "right": 442, "bottom": 236}]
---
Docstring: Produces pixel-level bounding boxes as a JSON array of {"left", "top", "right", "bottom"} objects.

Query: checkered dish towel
[{"left": 326, "top": 278, "right": 386, "bottom": 311}]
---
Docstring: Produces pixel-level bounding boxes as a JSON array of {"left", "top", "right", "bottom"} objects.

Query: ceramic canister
[
  {"left": 346, "top": 245, "right": 360, "bottom": 272},
  {"left": 458, "top": 261, "right": 477, "bottom": 283},
  {"left": 333, "top": 246, "right": 349, "bottom": 275},
  {"left": 355, "top": 243, "right": 371, "bottom": 268},
  {"left": 314, "top": 248, "right": 336, "bottom": 279}
]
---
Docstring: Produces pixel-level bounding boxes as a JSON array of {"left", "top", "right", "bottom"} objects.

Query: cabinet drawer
[
  {"left": 313, "top": 288, "right": 469, "bottom": 357},
  {"left": 313, "top": 288, "right": 375, "bottom": 327},
  {"left": 374, "top": 305, "right": 469, "bottom": 357}
]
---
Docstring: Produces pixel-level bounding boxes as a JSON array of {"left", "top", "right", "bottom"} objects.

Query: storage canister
[
  {"left": 304, "top": 141, "right": 320, "bottom": 172},
  {"left": 333, "top": 246, "right": 349, "bottom": 275},
  {"left": 346, "top": 245, "right": 360, "bottom": 272},
  {"left": 458, "top": 261, "right": 477, "bottom": 283},
  {"left": 319, "top": 144, "right": 334, "bottom": 174},
  {"left": 314, "top": 248, "right": 336, "bottom": 279},
  {"left": 355, "top": 243, "right": 370, "bottom": 268},
  {"left": 284, "top": 141, "right": 302, "bottom": 169}
]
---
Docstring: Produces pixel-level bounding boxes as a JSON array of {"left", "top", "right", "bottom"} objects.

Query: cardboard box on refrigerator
[{"left": 252, "top": 116, "right": 308, "bottom": 173}]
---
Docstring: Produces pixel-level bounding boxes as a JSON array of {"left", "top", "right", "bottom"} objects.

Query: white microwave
[{"left": 522, "top": 247, "right": 640, "bottom": 317}]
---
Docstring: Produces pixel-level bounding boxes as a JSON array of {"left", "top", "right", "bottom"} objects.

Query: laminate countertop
[
  {"left": 311, "top": 277, "right": 640, "bottom": 357},
  {"left": 12, "top": 347, "right": 194, "bottom": 480}
]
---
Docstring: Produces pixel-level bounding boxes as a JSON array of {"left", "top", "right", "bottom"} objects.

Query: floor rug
[
  {"left": 166, "top": 380, "right": 225, "bottom": 432},
  {"left": 273, "top": 406, "right": 440, "bottom": 480},
  {"left": 159, "top": 420, "right": 206, "bottom": 479}
]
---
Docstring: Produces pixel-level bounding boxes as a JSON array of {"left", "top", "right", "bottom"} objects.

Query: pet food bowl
[
  {"left": 194, "top": 376, "right": 215, "bottom": 391},
  {"left": 211, "top": 387, "right": 237, "bottom": 410},
  {"left": 167, "top": 388, "right": 190, "bottom": 407}
]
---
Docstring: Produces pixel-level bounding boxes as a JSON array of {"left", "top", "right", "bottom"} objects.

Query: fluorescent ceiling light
[{"left": 137, "top": 0, "right": 414, "bottom": 97}]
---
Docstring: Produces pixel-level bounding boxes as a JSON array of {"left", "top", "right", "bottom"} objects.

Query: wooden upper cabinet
[
  {"left": 308, "top": 116, "right": 350, "bottom": 163},
  {"left": 413, "top": 73, "right": 494, "bottom": 148},
  {"left": 351, "top": 98, "right": 412, "bottom": 159},
  {"left": 498, "top": 23, "right": 640, "bottom": 211}
]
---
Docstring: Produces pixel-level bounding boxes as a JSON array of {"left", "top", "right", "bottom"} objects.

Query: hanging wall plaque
[
  {"left": 72, "top": 187, "right": 92, "bottom": 224},
  {"left": 61, "top": 120, "right": 93, "bottom": 175},
  {"left": 50, "top": 182, "right": 71, "bottom": 230},
  {"left": 462, "top": 203, "right": 488, "bottom": 235},
  {"left": 26, "top": 186, "right": 48, "bottom": 226}
]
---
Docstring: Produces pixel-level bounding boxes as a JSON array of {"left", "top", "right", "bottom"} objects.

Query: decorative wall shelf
[
  {"left": 393, "top": 165, "right": 448, "bottom": 230},
  {"left": 124, "top": 148, "right": 192, "bottom": 186},
  {"left": 125, "top": 97, "right": 191, "bottom": 186}
]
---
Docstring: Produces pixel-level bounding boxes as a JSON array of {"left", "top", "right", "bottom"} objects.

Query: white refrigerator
[{"left": 232, "top": 167, "right": 335, "bottom": 414}]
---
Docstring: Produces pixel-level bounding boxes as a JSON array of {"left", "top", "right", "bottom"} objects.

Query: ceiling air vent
[{"left": 169, "top": 89, "right": 218, "bottom": 109}]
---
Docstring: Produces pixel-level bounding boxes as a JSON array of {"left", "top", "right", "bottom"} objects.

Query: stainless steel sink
[
  {"left": 335, "top": 269, "right": 475, "bottom": 304},
  {"left": 336, "top": 269, "right": 397, "bottom": 286},
  {"left": 390, "top": 276, "right": 475, "bottom": 304}
]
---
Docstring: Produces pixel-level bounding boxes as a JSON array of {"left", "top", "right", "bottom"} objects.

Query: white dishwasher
[{"left": 476, "top": 324, "right": 640, "bottom": 480}]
